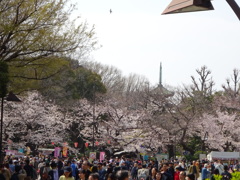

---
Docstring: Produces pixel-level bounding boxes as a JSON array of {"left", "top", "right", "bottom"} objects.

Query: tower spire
[{"left": 159, "top": 62, "right": 163, "bottom": 87}]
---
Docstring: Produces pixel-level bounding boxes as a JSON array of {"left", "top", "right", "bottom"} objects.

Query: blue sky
[{"left": 72, "top": 0, "right": 240, "bottom": 90}]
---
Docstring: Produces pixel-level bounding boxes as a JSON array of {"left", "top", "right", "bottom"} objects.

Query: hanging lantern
[
  {"left": 107, "top": 140, "right": 111, "bottom": 144},
  {"left": 51, "top": 142, "right": 55, "bottom": 145},
  {"left": 85, "top": 142, "right": 89, "bottom": 148},
  {"left": 74, "top": 142, "right": 78, "bottom": 148},
  {"left": 95, "top": 141, "right": 99, "bottom": 146}
]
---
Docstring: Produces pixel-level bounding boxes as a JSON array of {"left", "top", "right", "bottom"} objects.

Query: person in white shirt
[{"left": 214, "top": 160, "right": 224, "bottom": 175}]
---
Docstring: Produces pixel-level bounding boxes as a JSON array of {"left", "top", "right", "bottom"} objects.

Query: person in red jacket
[{"left": 174, "top": 166, "right": 182, "bottom": 180}]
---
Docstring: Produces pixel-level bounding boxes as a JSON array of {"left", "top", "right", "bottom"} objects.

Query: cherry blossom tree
[
  {"left": 3, "top": 64, "right": 240, "bottom": 157},
  {"left": 195, "top": 110, "right": 240, "bottom": 152},
  {"left": 4, "top": 91, "right": 64, "bottom": 149}
]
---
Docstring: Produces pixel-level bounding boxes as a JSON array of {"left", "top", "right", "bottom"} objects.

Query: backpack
[
  {"left": 42, "top": 172, "right": 49, "bottom": 180},
  {"left": 137, "top": 169, "right": 149, "bottom": 180},
  {"left": 42, "top": 167, "right": 49, "bottom": 180}
]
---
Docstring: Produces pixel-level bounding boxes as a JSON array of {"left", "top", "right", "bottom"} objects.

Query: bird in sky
[{"left": 110, "top": 9, "right": 112, "bottom": 14}]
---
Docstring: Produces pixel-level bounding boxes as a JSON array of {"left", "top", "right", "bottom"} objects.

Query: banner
[
  {"left": 62, "top": 146, "right": 68, "bottom": 157},
  {"left": 100, "top": 152, "right": 105, "bottom": 162},
  {"left": 156, "top": 153, "right": 168, "bottom": 161},
  {"left": 89, "top": 152, "right": 96, "bottom": 162},
  {"left": 143, "top": 155, "right": 149, "bottom": 161},
  {"left": 18, "top": 148, "right": 24, "bottom": 153},
  {"left": 6, "top": 150, "right": 24, "bottom": 157},
  {"left": 54, "top": 147, "right": 61, "bottom": 158},
  {"left": 38, "top": 148, "right": 55, "bottom": 155},
  {"left": 5, "top": 150, "right": 16, "bottom": 155}
]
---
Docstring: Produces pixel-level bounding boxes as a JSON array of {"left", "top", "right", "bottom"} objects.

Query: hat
[
  {"left": 15, "top": 165, "right": 21, "bottom": 172},
  {"left": 51, "top": 161, "right": 57, "bottom": 168},
  {"left": 175, "top": 166, "right": 185, "bottom": 171},
  {"left": 64, "top": 166, "right": 72, "bottom": 173},
  {"left": 175, "top": 166, "right": 181, "bottom": 170}
]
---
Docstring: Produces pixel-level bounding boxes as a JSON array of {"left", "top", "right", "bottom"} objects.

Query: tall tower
[
  {"left": 159, "top": 62, "right": 163, "bottom": 88},
  {"left": 154, "top": 62, "right": 174, "bottom": 97}
]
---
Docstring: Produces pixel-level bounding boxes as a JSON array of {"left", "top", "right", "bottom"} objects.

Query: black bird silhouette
[{"left": 110, "top": 9, "right": 112, "bottom": 14}]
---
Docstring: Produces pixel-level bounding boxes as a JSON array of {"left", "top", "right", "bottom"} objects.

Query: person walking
[
  {"left": 188, "top": 161, "right": 199, "bottom": 180},
  {"left": 211, "top": 169, "right": 220, "bottom": 180},
  {"left": 59, "top": 166, "right": 75, "bottom": 180},
  {"left": 78, "top": 169, "right": 87, "bottom": 180},
  {"left": 71, "top": 159, "right": 78, "bottom": 179},
  {"left": 214, "top": 160, "right": 224, "bottom": 175},
  {"left": 98, "top": 163, "right": 107, "bottom": 180},
  {"left": 24, "top": 159, "right": 34, "bottom": 180},
  {"left": 179, "top": 171, "right": 186, "bottom": 180},
  {"left": 10, "top": 165, "right": 27, "bottom": 180},
  {"left": 201, "top": 164, "right": 210, "bottom": 180},
  {"left": 0, "top": 164, "right": 11, "bottom": 180},
  {"left": 160, "top": 163, "right": 173, "bottom": 180},
  {"left": 221, "top": 165, "right": 232, "bottom": 180},
  {"left": 131, "top": 163, "right": 138, "bottom": 180},
  {"left": 48, "top": 161, "right": 63, "bottom": 180}
]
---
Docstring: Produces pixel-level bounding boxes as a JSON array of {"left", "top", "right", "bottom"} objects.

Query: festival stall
[{"left": 207, "top": 151, "right": 240, "bottom": 161}]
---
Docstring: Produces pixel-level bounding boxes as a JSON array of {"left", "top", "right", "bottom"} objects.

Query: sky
[{"left": 72, "top": 0, "right": 240, "bottom": 90}]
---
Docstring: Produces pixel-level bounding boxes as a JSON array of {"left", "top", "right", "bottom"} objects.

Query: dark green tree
[{"left": 39, "top": 58, "right": 107, "bottom": 103}]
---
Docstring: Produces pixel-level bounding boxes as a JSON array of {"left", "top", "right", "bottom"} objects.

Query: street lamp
[
  {"left": 201, "top": 132, "right": 208, "bottom": 152},
  {"left": 0, "top": 92, "right": 21, "bottom": 163},
  {"left": 162, "top": 0, "right": 240, "bottom": 21},
  {"left": 92, "top": 83, "right": 96, "bottom": 151}
]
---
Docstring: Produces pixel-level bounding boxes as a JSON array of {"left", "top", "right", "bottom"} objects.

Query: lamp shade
[
  {"left": 6, "top": 92, "right": 21, "bottom": 102},
  {"left": 162, "top": 0, "right": 214, "bottom": 15}
]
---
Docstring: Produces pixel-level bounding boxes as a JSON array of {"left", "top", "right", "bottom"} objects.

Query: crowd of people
[{"left": 0, "top": 154, "right": 239, "bottom": 180}]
